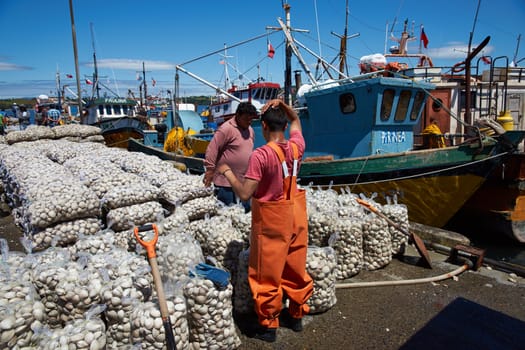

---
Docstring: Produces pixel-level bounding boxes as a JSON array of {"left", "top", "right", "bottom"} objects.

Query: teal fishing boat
[{"left": 129, "top": 69, "right": 525, "bottom": 228}]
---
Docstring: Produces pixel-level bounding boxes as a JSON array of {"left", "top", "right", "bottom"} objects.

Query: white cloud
[
  {"left": 0, "top": 62, "right": 32, "bottom": 71},
  {"left": 85, "top": 59, "right": 175, "bottom": 71},
  {"left": 427, "top": 42, "right": 494, "bottom": 60}
]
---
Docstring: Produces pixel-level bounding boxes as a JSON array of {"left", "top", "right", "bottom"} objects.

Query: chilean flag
[
  {"left": 420, "top": 27, "right": 429, "bottom": 49},
  {"left": 85, "top": 78, "right": 93, "bottom": 85},
  {"left": 267, "top": 41, "right": 275, "bottom": 59},
  {"left": 66, "top": 74, "right": 73, "bottom": 78}
]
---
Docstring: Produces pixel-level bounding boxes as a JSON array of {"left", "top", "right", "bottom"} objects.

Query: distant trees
[{"left": 0, "top": 98, "right": 36, "bottom": 111}]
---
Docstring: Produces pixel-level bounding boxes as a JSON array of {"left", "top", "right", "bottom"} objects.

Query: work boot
[
  {"left": 281, "top": 309, "right": 303, "bottom": 332},
  {"left": 248, "top": 325, "right": 277, "bottom": 342},
  {"left": 286, "top": 316, "right": 303, "bottom": 332}
]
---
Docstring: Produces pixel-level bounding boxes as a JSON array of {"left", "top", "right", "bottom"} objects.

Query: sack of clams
[
  {"left": 130, "top": 294, "right": 189, "bottom": 350},
  {"left": 36, "top": 304, "right": 107, "bottom": 350},
  {"left": 382, "top": 196, "right": 409, "bottom": 255},
  {"left": 306, "top": 245, "right": 337, "bottom": 314},
  {"left": 183, "top": 275, "right": 241, "bottom": 349}
]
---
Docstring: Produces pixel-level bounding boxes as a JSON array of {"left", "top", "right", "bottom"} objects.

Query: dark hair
[
  {"left": 261, "top": 106, "right": 287, "bottom": 131},
  {"left": 236, "top": 102, "right": 257, "bottom": 116}
]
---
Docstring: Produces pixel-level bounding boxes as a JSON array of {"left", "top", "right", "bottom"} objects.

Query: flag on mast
[
  {"left": 85, "top": 78, "right": 93, "bottom": 85},
  {"left": 420, "top": 27, "right": 429, "bottom": 49},
  {"left": 267, "top": 40, "right": 275, "bottom": 59},
  {"left": 152, "top": 78, "right": 156, "bottom": 87},
  {"left": 66, "top": 74, "right": 73, "bottom": 78}
]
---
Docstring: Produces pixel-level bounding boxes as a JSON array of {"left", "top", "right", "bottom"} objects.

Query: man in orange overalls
[{"left": 217, "top": 99, "right": 313, "bottom": 343}]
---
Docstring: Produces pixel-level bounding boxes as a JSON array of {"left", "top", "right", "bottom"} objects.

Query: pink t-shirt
[
  {"left": 245, "top": 130, "right": 305, "bottom": 201},
  {"left": 204, "top": 117, "right": 254, "bottom": 187}
]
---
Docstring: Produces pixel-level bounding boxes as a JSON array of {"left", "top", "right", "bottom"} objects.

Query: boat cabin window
[
  {"left": 122, "top": 105, "right": 129, "bottom": 115},
  {"left": 252, "top": 88, "right": 261, "bottom": 99},
  {"left": 269, "top": 88, "right": 278, "bottom": 99},
  {"left": 114, "top": 105, "right": 122, "bottom": 115},
  {"left": 223, "top": 104, "right": 230, "bottom": 112},
  {"left": 105, "top": 105, "right": 112, "bottom": 115},
  {"left": 339, "top": 93, "right": 356, "bottom": 114},
  {"left": 394, "top": 90, "right": 412, "bottom": 121},
  {"left": 98, "top": 105, "right": 104, "bottom": 116},
  {"left": 410, "top": 91, "right": 425, "bottom": 120},
  {"left": 380, "top": 89, "right": 395, "bottom": 121}
]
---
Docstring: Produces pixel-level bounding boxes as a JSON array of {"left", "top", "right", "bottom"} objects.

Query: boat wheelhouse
[
  {"left": 85, "top": 97, "right": 149, "bottom": 148},
  {"left": 290, "top": 75, "right": 430, "bottom": 158},
  {"left": 209, "top": 81, "right": 281, "bottom": 125}
]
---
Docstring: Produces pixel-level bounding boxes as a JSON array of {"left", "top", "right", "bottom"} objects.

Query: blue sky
[{"left": 0, "top": 0, "right": 523, "bottom": 99}]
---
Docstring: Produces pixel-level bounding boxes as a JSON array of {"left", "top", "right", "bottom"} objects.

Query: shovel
[
  {"left": 134, "top": 223, "right": 176, "bottom": 350},
  {"left": 356, "top": 198, "right": 432, "bottom": 268}
]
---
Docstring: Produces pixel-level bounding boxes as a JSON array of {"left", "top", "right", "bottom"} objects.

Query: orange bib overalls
[{"left": 249, "top": 141, "right": 313, "bottom": 328}]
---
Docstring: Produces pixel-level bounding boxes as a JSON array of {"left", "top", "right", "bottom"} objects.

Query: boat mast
[
  {"left": 220, "top": 44, "right": 233, "bottom": 90},
  {"left": 284, "top": 3, "right": 293, "bottom": 105},
  {"left": 56, "top": 69, "right": 62, "bottom": 111},
  {"left": 339, "top": 0, "right": 348, "bottom": 78},
  {"left": 142, "top": 62, "right": 148, "bottom": 107},
  {"left": 90, "top": 23, "right": 100, "bottom": 99},
  {"left": 68, "top": 0, "right": 83, "bottom": 121},
  {"left": 464, "top": 0, "right": 482, "bottom": 125},
  {"left": 512, "top": 34, "right": 521, "bottom": 66},
  {"left": 331, "top": 0, "right": 359, "bottom": 79}
]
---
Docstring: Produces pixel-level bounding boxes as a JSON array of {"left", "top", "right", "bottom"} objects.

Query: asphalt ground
[
  {"left": 236, "top": 246, "right": 525, "bottom": 350},
  {"left": 1, "top": 213, "right": 524, "bottom": 350}
]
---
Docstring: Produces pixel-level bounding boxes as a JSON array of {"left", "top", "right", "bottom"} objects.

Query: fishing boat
[
  {"left": 84, "top": 97, "right": 148, "bottom": 148},
  {"left": 81, "top": 24, "right": 150, "bottom": 148},
  {"left": 129, "top": 64, "right": 525, "bottom": 228},
  {"left": 128, "top": 4, "right": 525, "bottom": 230}
]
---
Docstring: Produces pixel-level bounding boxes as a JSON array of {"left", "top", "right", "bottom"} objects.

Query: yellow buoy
[{"left": 497, "top": 111, "right": 514, "bottom": 131}]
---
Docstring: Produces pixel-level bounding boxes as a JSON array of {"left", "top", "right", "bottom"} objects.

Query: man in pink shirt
[{"left": 203, "top": 102, "right": 257, "bottom": 212}]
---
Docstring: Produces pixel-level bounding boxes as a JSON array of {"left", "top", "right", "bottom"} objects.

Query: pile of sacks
[{"left": 0, "top": 129, "right": 410, "bottom": 348}]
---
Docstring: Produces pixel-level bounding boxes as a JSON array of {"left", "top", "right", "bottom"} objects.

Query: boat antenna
[
  {"left": 68, "top": 0, "right": 83, "bottom": 120},
  {"left": 464, "top": 0, "right": 482, "bottom": 125}
]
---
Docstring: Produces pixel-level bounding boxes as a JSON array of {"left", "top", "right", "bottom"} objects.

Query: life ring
[
  {"left": 452, "top": 61, "right": 466, "bottom": 73},
  {"left": 47, "top": 109, "right": 61, "bottom": 126}
]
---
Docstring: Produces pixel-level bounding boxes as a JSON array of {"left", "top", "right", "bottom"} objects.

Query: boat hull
[
  {"left": 128, "top": 138, "right": 206, "bottom": 173},
  {"left": 448, "top": 152, "right": 525, "bottom": 242},
  {"left": 97, "top": 117, "right": 149, "bottom": 148},
  {"left": 299, "top": 143, "right": 505, "bottom": 228}
]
